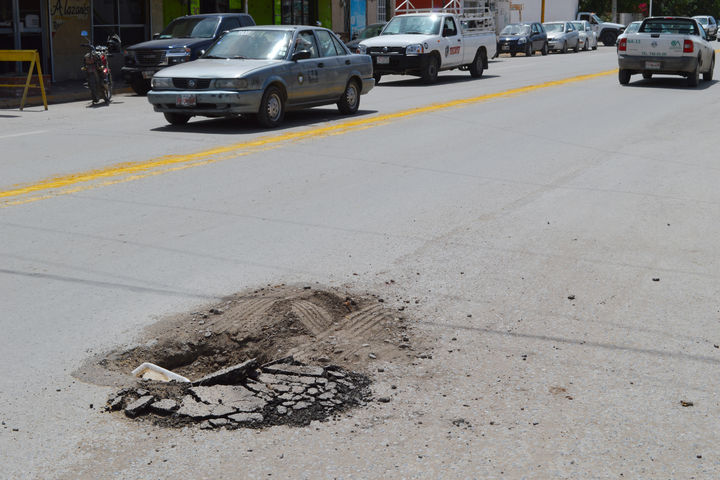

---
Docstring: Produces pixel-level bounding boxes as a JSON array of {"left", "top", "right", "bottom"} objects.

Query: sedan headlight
[
  {"left": 357, "top": 44, "right": 367, "bottom": 54},
  {"left": 406, "top": 44, "right": 424, "bottom": 55},
  {"left": 213, "top": 78, "right": 249, "bottom": 90},
  {"left": 151, "top": 77, "right": 173, "bottom": 89},
  {"left": 518, "top": 37, "right": 527, "bottom": 44}
]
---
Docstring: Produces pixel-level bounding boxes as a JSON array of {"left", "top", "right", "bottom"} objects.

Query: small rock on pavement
[
  {"left": 377, "top": 397, "right": 392, "bottom": 403},
  {"left": 150, "top": 399, "right": 178, "bottom": 415},
  {"left": 681, "top": 400, "right": 694, "bottom": 407},
  {"left": 277, "top": 405, "right": 288, "bottom": 415},
  {"left": 209, "top": 418, "right": 230, "bottom": 427},
  {"left": 293, "top": 401, "right": 311, "bottom": 410},
  {"left": 567, "top": 295, "right": 575, "bottom": 300},
  {"left": 124, "top": 395, "right": 155, "bottom": 418}
]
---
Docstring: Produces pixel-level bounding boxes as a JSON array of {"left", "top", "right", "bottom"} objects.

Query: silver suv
[{"left": 692, "top": 15, "right": 717, "bottom": 40}]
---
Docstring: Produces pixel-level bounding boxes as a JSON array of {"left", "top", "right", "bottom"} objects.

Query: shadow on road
[
  {"left": 150, "top": 107, "right": 379, "bottom": 135},
  {"left": 378, "top": 74, "right": 500, "bottom": 87},
  {"left": 624, "top": 77, "right": 717, "bottom": 90}
]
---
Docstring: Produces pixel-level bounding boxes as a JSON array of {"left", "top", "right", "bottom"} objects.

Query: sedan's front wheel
[
  {"left": 256, "top": 85, "right": 285, "bottom": 128},
  {"left": 561, "top": 41, "right": 568, "bottom": 54},
  {"left": 541, "top": 42, "right": 548, "bottom": 55},
  {"left": 337, "top": 79, "right": 360, "bottom": 115}
]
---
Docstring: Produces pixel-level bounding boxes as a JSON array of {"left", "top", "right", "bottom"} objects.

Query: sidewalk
[{"left": 0, "top": 79, "right": 133, "bottom": 109}]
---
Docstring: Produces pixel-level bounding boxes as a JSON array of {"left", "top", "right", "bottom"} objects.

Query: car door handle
[
  {"left": 317, "top": 62, "right": 324, "bottom": 68},
  {"left": 457, "top": 39, "right": 461, "bottom": 42},
  {"left": 345, "top": 59, "right": 351, "bottom": 65}
]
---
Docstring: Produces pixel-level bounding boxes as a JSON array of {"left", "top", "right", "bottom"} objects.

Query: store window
[
  {"left": 281, "top": 0, "right": 316, "bottom": 26},
  {"left": 93, "top": 0, "right": 148, "bottom": 47},
  {"left": 0, "top": 0, "right": 45, "bottom": 75}
]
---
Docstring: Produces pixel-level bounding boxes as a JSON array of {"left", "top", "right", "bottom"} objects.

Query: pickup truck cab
[
  {"left": 122, "top": 13, "right": 255, "bottom": 95},
  {"left": 577, "top": 12, "right": 625, "bottom": 46},
  {"left": 357, "top": 9, "right": 496, "bottom": 84},
  {"left": 617, "top": 16, "right": 715, "bottom": 86}
]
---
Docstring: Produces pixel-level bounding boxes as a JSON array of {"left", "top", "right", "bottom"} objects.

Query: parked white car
[
  {"left": 571, "top": 20, "right": 597, "bottom": 50},
  {"left": 692, "top": 15, "right": 717, "bottom": 40},
  {"left": 617, "top": 16, "right": 715, "bottom": 86}
]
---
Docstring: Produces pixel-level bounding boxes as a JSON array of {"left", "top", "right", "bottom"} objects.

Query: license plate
[
  {"left": 502, "top": 45, "right": 510, "bottom": 50},
  {"left": 176, "top": 94, "right": 196, "bottom": 107},
  {"left": 142, "top": 70, "right": 154, "bottom": 79},
  {"left": 376, "top": 56, "right": 389, "bottom": 64},
  {"left": 645, "top": 61, "right": 661, "bottom": 70}
]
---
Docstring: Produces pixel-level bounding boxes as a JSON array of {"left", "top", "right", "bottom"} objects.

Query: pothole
[{"left": 75, "top": 284, "right": 417, "bottom": 429}]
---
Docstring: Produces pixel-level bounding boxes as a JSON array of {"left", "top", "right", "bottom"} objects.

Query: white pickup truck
[
  {"left": 617, "top": 16, "right": 715, "bottom": 87},
  {"left": 357, "top": 9, "right": 497, "bottom": 84}
]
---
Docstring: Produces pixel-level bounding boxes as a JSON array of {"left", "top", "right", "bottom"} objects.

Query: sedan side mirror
[{"left": 292, "top": 50, "right": 312, "bottom": 61}]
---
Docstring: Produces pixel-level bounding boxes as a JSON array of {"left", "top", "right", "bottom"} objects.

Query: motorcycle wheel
[{"left": 103, "top": 74, "right": 113, "bottom": 104}]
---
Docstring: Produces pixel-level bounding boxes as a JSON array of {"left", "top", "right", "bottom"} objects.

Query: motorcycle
[{"left": 80, "top": 30, "right": 121, "bottom": 104}]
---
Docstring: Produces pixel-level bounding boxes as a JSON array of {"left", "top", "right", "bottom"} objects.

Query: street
[{"left": 2, "top": 45, "right": 720, "bottom": 478}]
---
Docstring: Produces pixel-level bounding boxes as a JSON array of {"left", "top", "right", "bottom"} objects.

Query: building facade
[{"left": 0, "top": 0, "right": 458, "bottom": 82}]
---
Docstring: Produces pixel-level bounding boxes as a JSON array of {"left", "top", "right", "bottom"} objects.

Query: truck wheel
[
  {"left": 337, "top": 79, "right": 360, "bottom": 115},
  {"left": 163, "top": 113, "right": 190, "bottom": 125},
  {"left": 421, "top": 55, "right": 439, "bottom": 84},
  {"left": 469, "top": 50, "right": 484, "bottom": 77},
  {"left": 373, "top": 73, "right": 382, "bottom": 85},
  {"left": 703, "top": 55, "right": 714, "bottom": 81},
  {"left": 131, "top": 79, "right": 150, "bottom": 96},
  {"left": 256, "top": 85, "right": 285, "bottom": 127},
  {"left": 687, "top": 63, "right": 700, "bottom": 87},
  {"left": 601, "top": 31, "right": 617, "bottom": 46},
  {"left": 618, "top": 69, "right": 631, "bottom": 85},
  {"left": 541, "top": 42, "right": 548, "bottom": 55}
]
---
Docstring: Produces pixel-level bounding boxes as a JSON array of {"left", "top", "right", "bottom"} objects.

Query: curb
[{"left": 0, "top": 86, "right": 134, "bottom": 109}]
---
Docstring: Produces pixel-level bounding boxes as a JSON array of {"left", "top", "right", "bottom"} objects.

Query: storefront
[{"left": 0, "top": 0, "right": 50, "bottom": 77}]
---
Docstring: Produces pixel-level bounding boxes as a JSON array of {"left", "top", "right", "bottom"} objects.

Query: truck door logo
[{"left": 449, "top": 46, "right": 461, "bottom": 55}]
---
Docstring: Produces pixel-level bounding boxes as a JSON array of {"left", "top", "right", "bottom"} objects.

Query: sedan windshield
[
  {"left": 544, "top": 23, "right": 565, "bottom": 33},
  {"left": 571, "top": 22, "right": 585, "bottom": 31},
  {"left": 382, "top": 15, "right": 441, "bottom": 35},
  {"left": 501, "top": 24, "right": 530, "bottom": 35},
  {"left": 204, "top": 30, "right": 293, "bottom": 60},
  {"left": 159, "top": 17, "right": 220, "bottom": 39},
  {"left": 695, "top": 17, "right": 709, "bottom": 25}
]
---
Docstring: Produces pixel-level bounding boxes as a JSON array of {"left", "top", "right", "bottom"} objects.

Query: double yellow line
[{"left": 1, "top": 69, "right": 617, "bottom": 208}]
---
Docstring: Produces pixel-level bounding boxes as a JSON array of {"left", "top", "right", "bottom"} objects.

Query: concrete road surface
[{"left": 2, "top": 46, "right": 720, "bottom": 478}]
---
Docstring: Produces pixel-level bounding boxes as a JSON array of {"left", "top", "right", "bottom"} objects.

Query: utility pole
[
  {"left": 611, "top": 0, "right": 617, "bottom": 22},
  {"left": 541, "top": 0, "right": 545, "bottom": 22}
]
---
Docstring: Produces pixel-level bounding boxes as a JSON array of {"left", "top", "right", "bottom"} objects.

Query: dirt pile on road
[{"left": 76, "top": 284, "right": 417, "bottom": 428}]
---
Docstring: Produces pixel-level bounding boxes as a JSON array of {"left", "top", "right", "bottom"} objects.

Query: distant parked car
[
  {"left": 346, "top": 23, "right": 386, "bottom": 51},
  {"left": 571, "top": 20, "right": 597, "bottom": 50},
  {"left": 122, "top": 13, "right": 255, "bottom": 95},
  {"left": 692, "top": 15, "right": 717, "bottom": 40},
  {"left": 543, "top": 21, "right": 580, "bottom": 53},
  {"left": 497, "top": 22, "right": 548, "bottom": 56},
  {"left": 147, "top": 26, "right": 375, "bottom": 128}
]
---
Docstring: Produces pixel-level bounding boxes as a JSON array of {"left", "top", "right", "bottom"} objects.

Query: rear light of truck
[
  {"left": 683, "top": 39, "right": 694, "bottom": 52},
  {"left": 618, "top": 38, "right": 627, "bottom": 51}
]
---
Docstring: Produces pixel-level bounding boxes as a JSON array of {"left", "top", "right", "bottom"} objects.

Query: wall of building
[{"left": 50, "top": 0, "right": 92, "bottom": 81}]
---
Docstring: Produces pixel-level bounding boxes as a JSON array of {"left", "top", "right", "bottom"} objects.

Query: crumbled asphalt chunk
[
  {"left": 124, "top": 395, "right": 154, "bottom": 418},
  {"left": 150, "top": 399, "right": 178, "bottom": 415},
  {"left": 191, "top": 359, "right": 258, "bottom": 387},
  {"left": 106, "top": 360, "right": 370, "bottom": 429}
]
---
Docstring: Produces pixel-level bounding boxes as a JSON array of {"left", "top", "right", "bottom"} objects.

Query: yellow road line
[{"left": 1, "top": 69, "right": 617, "bottom": 208}]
